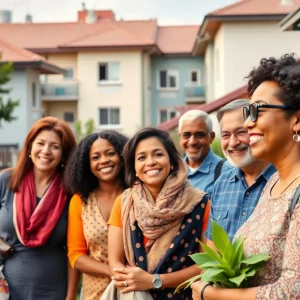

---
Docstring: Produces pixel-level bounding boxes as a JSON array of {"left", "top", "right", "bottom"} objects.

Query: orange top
[
  {"left": 108, "top": 194, "right": 211, "bottom": 245},
  {"left": 67, "top": 194, "right": 88, "bottom": 268}
]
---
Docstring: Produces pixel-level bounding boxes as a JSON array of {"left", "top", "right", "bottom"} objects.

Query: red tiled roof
[
  {"left": 156, "top": 25, "right": 200, "bottom": 54},
  {"left": 0, "top": 39, "right": 64, "bottom": 74},
  {"left": 0, "top": 20, "right": 158, "bottom": 51},
  {"left": 209, "top": 0, "right": 300, "bottom": 16},
  {"left": 0, "top": 38, "right": 47, "bottom": 62},
  {"left": 158, "top": 85, "right": 248, "bottom": 130}
]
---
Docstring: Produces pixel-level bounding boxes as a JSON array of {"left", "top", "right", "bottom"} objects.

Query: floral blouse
[{"left": 236, "top": 172, "right": 300, "bottom": 300}]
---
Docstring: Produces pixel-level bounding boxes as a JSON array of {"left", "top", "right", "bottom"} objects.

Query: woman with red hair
[{"left": 0, "top": 117, "right": 76, "bottom": 300}]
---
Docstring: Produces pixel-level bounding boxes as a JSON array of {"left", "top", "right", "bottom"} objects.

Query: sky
[{"left": 0, "top": 0, "right": 238, "bottom": 25}]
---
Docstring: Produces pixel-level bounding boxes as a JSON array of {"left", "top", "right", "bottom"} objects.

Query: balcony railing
[
  {"left": 41, "top": 81, "right": 79, "bottom": 101},
  {"left": 184, "top": 85, "right": 205, "bottom": 103}
]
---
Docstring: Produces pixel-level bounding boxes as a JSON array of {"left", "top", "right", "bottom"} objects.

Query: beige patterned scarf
[{"left": 121, "top": 157, "right": 206, "bottom": 273}]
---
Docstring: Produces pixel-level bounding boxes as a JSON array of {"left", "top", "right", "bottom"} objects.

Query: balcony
[
  {"left": 184, "top": 85, "right": 205, "bottom": 103},
  {"left": 41, "top": 81, "right": 79, "bottom": 101}
]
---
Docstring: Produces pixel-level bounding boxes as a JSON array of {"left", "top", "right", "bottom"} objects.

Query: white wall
[
  {"left": 204, "top": 42, "right": 215, "bottom": 102},
  {"left": 77, "top": 50, "right": 143, "bottom": 137},
  {"left": 1, "top": 68, "right": 42, "bottom": 148},
  {"left": 221, "top": 21, "right": 300, "bottom": 94},
  {"left": 26, "top": 68, "right": 43, "bottom": 129},
  {"left": 214, "top": 25, "right": 226, "bottom": 99},
  {"left": 143, "top": 53, "right": 152, "bottom": 127}
]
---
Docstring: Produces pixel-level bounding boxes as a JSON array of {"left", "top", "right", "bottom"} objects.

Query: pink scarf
[{"left": 13, "top": 170, "right": 67, "bottom": 247}]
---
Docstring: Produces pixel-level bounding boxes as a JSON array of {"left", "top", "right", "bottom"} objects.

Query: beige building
[{"left": 0, "top": 10, "right": 158, "bottom": 136}]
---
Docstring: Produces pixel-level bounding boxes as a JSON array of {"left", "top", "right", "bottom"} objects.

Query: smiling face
[
  {"left": 244, "top": 81, "right": 295, "bottom": 162},
  {"left": 135, "top": 137, "right": 171, "bottom": 195},
  {"left": 220, "top": 107, "right": 255, "bottom": 168},
  {"left": 89, "top": 138, "right": 121, "bottom": 183},
  {"left": 179, "top": 118, "right": 214, "bottom": 166},
  {"left": 30, "top": 130, "right": 63, "bottom": 175}
]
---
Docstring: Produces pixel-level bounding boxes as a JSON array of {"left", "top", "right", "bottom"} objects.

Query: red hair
[{"left": 9, "top": 117, "right": 76, "bottom": 191}]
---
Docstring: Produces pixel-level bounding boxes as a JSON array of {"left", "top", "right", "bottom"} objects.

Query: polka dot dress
[
  {"left": 132, "top": 195, "right": 209, "bottom": 299},
  {"left": 81, "top": 194, "right": 110, "bottom": 300}
]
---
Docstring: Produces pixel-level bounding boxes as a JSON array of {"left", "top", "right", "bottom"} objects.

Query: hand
[
  {"left": 112, "top": 266, "right": 153, "bottom": 293},
  {"left": 191, "top": 281, "right": 214, "bottom": 300}
]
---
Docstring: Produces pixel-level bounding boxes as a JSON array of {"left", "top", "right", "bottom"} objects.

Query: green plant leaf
[
  {"left": 245, "top": 269, "right": 256, "bottom": 278},
  {"left": 229, "top": 272, "right": 246, "bottom": 287},
  {"left": 174, "top": 274, "right": 202, "bottom": 294},
  {"left": 231, "top": 236, "right": 246, "bottom": 269},
  {"left": 200, "top": 261, "right": 221, "bottom": 269},
  {"left": 190, "top": 253, "right": 218, "bottom": 266},
  {"left": 200, "top": 241, "right": 223, "bottom": 263},
  {"left": 246, "top": 260, "right": 269, "bottom": 271},
  {"left": 241, "top": 254, "right": 271, "bottom": 265},
  {"left": 201, "top": 268, "right": 225, "bottom": 282},
  {"left": 215, "top": 264, "right": 236, "bottom": 277},
  {"left": 212, "top": 220, "right": 232, "bottom": 260}
]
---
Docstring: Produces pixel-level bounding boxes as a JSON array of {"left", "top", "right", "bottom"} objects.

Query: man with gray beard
[
  {"left": 206, "top": 99, "right": 276, "bottom": 243},
  {"left": 178, "top": 110, "right": 231, "bottom": 198}
]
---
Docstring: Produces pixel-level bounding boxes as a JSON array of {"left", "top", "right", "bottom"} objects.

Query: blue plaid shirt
[
  {"left": 206, "top": 164, "right": 276, "bottom": 241},
  {"left": 185, "top": 149, "right": 232, "bottom": 198}
]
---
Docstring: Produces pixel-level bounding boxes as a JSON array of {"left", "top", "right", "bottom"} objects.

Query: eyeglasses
[
  {"left": 221, "top": 129, "right": 248, "bottom": 141},
  {"left": 243, "top": 103, "right": 292, "bottom": 122},
  {"left": 180, "top": 131, "right": 209, "bottom": 140}
]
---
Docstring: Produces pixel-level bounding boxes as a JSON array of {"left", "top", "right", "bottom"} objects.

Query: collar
[
  {"left": 228, "top": 164, "right": 276, "bottom": 182},
  {"left": 185, "top": 149, "right": 217, "bottom": 174}
]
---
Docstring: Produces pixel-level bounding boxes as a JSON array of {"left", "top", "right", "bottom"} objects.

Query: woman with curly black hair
[
  {"left": 64, "top": 130, "right": 128, "bottom": 300},
  {"left": 192, "top": 54, "right": 300, "bottom": 300}
]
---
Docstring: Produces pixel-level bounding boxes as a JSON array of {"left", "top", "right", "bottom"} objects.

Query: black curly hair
[
  {"left": 123, "top": 127, "right": 181, "bottom": 187},
  {"left": 247, "top": 53, "right": 300, "bottom": 111},
  {"left": 64, "top": 130, "right": 128, "bottom": 201}
]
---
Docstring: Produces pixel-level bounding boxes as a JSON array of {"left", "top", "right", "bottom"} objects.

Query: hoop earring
[{"left": 293, "top": 131, "right": 300, "bottom": 142}]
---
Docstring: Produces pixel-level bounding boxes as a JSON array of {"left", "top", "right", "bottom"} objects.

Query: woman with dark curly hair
[
  {"left": 107, "top": 128, "right": 210, "bottom": 299},
  {"left": 65, "top": 130, "right": 128, "bottom": 300},
  {"left": 192, "top": 54, "right": 300, "bottom": 299}
]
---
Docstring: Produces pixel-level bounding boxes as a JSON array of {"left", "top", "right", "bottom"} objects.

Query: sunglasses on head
[{"left": 243, "top": 103, "right": 292, "bottom": 122}]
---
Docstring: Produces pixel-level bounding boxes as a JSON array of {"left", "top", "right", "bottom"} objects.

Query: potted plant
[{"left": 175, "top": 220, "right": 270, "bottom": 292}]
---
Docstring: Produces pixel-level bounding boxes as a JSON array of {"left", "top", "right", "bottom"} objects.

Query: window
[
  {"left": 64, "top": 112, "right": 74, "bottom": 123},
  {"left": 159, "top": 109, "right": 177, "bottom": 123},
  {"left": 158, "top": 70, "right": 179, "bottom": 90},
  {"left": 190, "top": 70, "right": 200, "bottom": 85},
  {"left": 64, "top": 68, "right": 74, "bottom": 79},
  {"left": 32, "top": 83, "right": 37, "bottom": 108},
  {"left": 99, "top": 108, "right": 120, "bottom": 125},
  {"left": 98, "top": 62, "right": 120, "bottom": 82}
]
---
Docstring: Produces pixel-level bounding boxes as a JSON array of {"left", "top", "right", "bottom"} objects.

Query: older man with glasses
[
  {"left": 178, "top": 110, "right": 231, "bottom": 197},
  {"left": 206, "top": 99, "right": 276, "bottom": 244}
]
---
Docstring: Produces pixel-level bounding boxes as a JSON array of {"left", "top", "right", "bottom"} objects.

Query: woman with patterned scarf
[{"left": 107, "top": 127, "right": 210, "bottom": 299}]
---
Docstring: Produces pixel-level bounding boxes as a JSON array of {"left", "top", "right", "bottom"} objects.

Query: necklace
[{"left": 277, "top": 174, "right": 300, "bottom": 195}]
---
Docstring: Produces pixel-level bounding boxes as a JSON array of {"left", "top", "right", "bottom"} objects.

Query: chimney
[
  {"left": 281, "top": 0, "right": 294, "bottom": 5},
  {"left": 0, "top": 10, "right": 12, "bottom": 23},
  {"left": 25, "top": 14, "right": 33, "bottom": 23},
  {"left": 85, "top": 10, "right": 97, "bottom": 24},
  {"left": 77, "top": 9, "right": 115, "bottom": 23}
]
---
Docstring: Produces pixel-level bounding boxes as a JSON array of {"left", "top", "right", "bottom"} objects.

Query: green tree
[
  {"left": 74, "top": 118, "right": 96, "bottom": 142},
  {"left": 0, "top": 57, "right": 19, "bottom": 127},
  {"left": 211, "top": 137, "right": 224, "bottom": 158}
]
